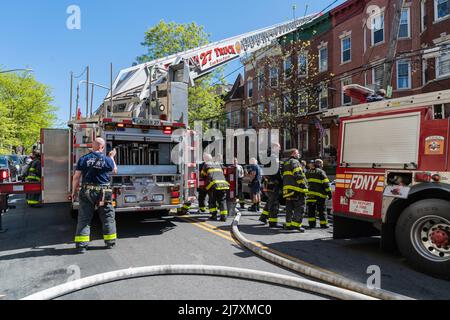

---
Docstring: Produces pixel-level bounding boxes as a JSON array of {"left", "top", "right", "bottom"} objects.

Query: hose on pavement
[
  {"left": 21, "top": 265, "right": 377, "bottom": 300},
  {"left": 231, "top": 212, "right": 414, "bottom": 301}
]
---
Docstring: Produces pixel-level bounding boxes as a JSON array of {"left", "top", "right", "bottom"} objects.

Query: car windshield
[
  {"left": 0, "top": 157, "right": 7, "bottom": 167},
  {"left": 8, "top": 155, "right": 20, "bottom": 164}
]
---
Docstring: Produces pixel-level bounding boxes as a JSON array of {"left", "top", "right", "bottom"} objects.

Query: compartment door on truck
[
  {"left": 341, "top": 112, "right": 421, "bottom": 168},
  {"left": 41, "top": 129, "right": 70, "bottom": 203}
]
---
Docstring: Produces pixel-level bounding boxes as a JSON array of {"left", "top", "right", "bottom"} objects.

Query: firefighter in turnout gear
[
  {"left": 282, "top": 149, "right": 308, "bottom": 232},
  {"left": 259, "top": 143, "right": 283, "bottom": 228},
  {"left": 305, "top": 159, "right": 332, "bottom": 229},
  {"left": 25, "top": 150, "right": 42, "bottom": 207},
  {"left": 71, "top": 138, "right": 118, "bottom": 254},
  {"left": 201, "top": 153, "right": 230, "bottom": 222},
  {"left": 196, "top": 161, "right": 208, "bottom": 214}
]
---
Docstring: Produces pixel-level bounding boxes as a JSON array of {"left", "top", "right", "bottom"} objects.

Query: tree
[
  {"left": 249, "top": 38, "right": 333, "bottom": 153},
  {"left": 0, "top": 72, "right": 57, "bottom": 154},
  {"left": 137, "top": 20, "right": 225, "bottom": 129}
]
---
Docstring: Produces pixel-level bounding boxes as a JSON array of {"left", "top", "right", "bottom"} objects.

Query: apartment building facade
[{"left": 223, "top": 0, "right": 450, "bottom": 163}]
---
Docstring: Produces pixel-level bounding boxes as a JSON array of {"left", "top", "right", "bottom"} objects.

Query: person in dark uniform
[
  {"left": 196, "top": 161, "right": 208, "bottom": 214},
  {"left": 71, "top": 138, "right": 118, "bottom": 254},
  {"left": 259, "top": 143, "right": 283, "bottom": 228},
  {"left": 201, "top": 153, "right": 230, "bottom": 222},
  {"left": 25, "top": 150, "right": 42, "bottom": 208},
  {"left": 305, "top": 159, "right": 332, "bottom": 229},
  {"left": 247, "top": 158, "right": 262, "bottom": 212}
]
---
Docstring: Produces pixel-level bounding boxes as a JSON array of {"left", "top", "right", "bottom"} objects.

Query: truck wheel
[
  {"left": 70, "top": 208, "right": 78, "bottom": 220},
  {"left": 396, "top": 199, "right": 450, "bottom": 279}
]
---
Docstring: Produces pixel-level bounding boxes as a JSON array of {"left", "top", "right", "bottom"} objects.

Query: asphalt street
[{"left": 1, "top": 196, "right": 449, "bottom": 300}]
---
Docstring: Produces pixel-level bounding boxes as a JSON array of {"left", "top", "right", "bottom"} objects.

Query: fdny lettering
[{"left": 350, "top": 175, "right": 379, "bottom": 191}]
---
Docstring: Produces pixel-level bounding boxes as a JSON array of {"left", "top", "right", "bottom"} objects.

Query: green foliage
[
  {"left": 137, "top": 20, "right": 225, "bottom": 129},
  {"left": 137, "top": 20, "right": 209, "bottom": 63},
  {"left": 0, "top": 72, "right": 57, "bottom": 154}
]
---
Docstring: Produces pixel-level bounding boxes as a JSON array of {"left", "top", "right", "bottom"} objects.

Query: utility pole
[{"left": 381, "top": 0, "right": 405, "bottom": 92}]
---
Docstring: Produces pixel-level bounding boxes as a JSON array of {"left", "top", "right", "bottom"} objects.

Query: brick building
[{"left": 222, "top": 0, "right": 450, "bottom": 163}]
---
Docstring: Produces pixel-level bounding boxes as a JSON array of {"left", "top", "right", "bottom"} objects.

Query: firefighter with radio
[
  {"left": 259, "top": 143, "right": 283, "bottom": 228},
  {"left": 25, "top": 150, "right": 42, "bottom": 208},
  {"left": 71, "top": 138, "right": 118, "bottom": 254},
  {"left": 201, "top": 153, "right": 230, "bottom": 222},
  {"left": 305, "top": 159, "right": 332, "bottom": 229},
  {"left": 282, "top": 149, "right": 308, "bottom": 232}
]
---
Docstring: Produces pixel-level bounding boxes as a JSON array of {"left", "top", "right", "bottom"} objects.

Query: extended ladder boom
[{"left": 324, "top": 90, "right": 450, "bottom": 118}]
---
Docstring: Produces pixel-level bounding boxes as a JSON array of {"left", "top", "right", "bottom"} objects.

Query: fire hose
[
  {"left": 231, "top": 212, "right": 414, "bottom": 301},
  {"left": 21, "top": 265, "right": 377, "bottom": 300}
]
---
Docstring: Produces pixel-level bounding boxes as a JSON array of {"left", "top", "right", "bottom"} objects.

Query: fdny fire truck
[{"left": 325, "top": 88, "right": 450, "bottom": 279}]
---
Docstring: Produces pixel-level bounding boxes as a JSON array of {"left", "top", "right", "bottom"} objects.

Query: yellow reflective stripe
[
  {"left": 27, "top": 200, "right": 40, "bottom": 205},
  {"left": 269, "top": 218, "right": 278, "bottom": 223},
  {"left": 296, "top": 180, "right": 306, "bottom": 185},
  {"left": 210, "top": 208, "right": 218, "bottom": 213},
  {"left": 283, "top": 171, "right": 294, "bottom": 176},
  {"left": 26, "top": 176, "right": 41, "bottom": 181},
  {"left": 308, "top": 218, "right": 317, "bottom": 222},
  {"left": 183, "top": 204, "right": 191, "bottom": 209},
  {"left": 323, "top": 179, "right": 330, "bottom": 183},
  {"left": 262, "top": 211, "right": 270, "bottom": 216},
  {"left": 207, "top": 168, "right": 223, "bottom": 174},
  {"left": 291, "top": 221, "right": 302, "bottom": 228},
  {"left": 325, "top": 188, "right": 332, "bottom": 192},
  {"left": 29, "top": 168, "right": 36, "bottom": 172},
  {"left": 285, "top": 222, "right": 292, "bottom": 227},
  {"left": 199, "top": 207, "right": 207, "bottom": 211},
  {"left": 283, "top": 186, "right": 308, "bottom": 193},
  {"left": 75, "top": 236, "right": 90, "bottom": 243},
  {"left": 206, "top": 180, "right": 229, "bottom": 190},
  {"left": 308, "top": 178, "right": 324, "bottom": 184},
  {"left": 293, "top": 167, "right": 302, "bottom": 174},
  {"left": 103, "top": 234, "right": 117, "bottom": 241},
  {"left": 320, "top": 220, "right": 328, "bottom": 225},
  {"left": 283, "top": 191, "right": 295, "bottom": 198},
  {"left": 220, "top": 210, "right": 228, "bottom": 216},
  {"left": 308, "top": 191, "right": 327, "bottom": 199}
]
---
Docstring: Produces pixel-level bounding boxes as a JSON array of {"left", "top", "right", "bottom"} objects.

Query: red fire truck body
[{"left": 327, "top": 89, "right": 450, "bottom": 279}]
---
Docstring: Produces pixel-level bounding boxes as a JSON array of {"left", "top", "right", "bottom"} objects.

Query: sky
[{"left": 0, "top": 0, "right": 344, "bottom": 126}]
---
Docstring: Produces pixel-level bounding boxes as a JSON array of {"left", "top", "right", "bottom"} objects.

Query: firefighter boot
[{"left": 269, "top": 222, "right": 284, "bottom": 229}]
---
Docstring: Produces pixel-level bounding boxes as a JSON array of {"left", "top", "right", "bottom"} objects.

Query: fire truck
[
  {"left": 325, "top": 87, "right": 450, "bottom": 279},
  {"left": 0, "top": 15, "right": 317, "bottom": 217}
]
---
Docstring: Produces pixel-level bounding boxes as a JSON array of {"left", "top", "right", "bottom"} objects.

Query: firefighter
[
  {"left": 25, "top": 150, "right": 42, "bottom": 208},
  {"left": 196, "top": 160, "right": 208, "bottom": 214},
  {"left": 282, "top": 149, "right": 308, "bottom": 232},
  {"left": 71, "top": 138, "right": 118, "bottom": 254},
  {"left": 305, "top": 159, "right": 332, "bottom": 229},
  {"left": 201, "top": 153, "right": 230, "bottom": 222},
  {"left": 234, "top": 158, "right": 246, "bottom": 210},
  {"left": 259, "top": 143, "right": 283, "bottom": 228}
]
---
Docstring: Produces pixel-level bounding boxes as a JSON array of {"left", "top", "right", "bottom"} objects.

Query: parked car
[{"left": 0, "top": 156, "right": 19, "bottom": 183}]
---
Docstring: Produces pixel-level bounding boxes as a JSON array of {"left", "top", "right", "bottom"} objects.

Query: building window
[
  {"left": 341, "top": 77, "right": 352, "bottom": 106},
  {"left": 341, "top": 37, "right": 351, "bottom": 63},
  {"left": 298, "top": 52, "right": 308, "bottom": 77},
  {"left": 284, "top": 129, "right": 292, "bottom": 151},
  {"left": 283, "top": 94, "right": 291, "bottom": 113},
  {"left": 298, "top": 91, "right": 308, "bottom": 114},
  {"left": 298, "top": 126, "right": 309, "bottom": 152},
  {"left": 397, "top": 60, "right": 412, "bottom": 89},
  {"left": 230, "top": 111, "right": 240, "bottom": 128},
  {"left": 435, "top": 0, "right": 450, "bottom": 21},
  {"left": 257, "top": 71, "right": 264, "bottom": 91},
  {"left": 319, "top": 47, "right": 328, "bottom": 72},
  {"left": 372, "top": 65, "right": 384, "bottom": 90},
  {"left": 247, "top": 110, "right": 253, "bottom": 128},
  {"left": 258, "top": 103, "right": 265, "bottom": 122},
  {"left": 269, "top": 101, "right": 278, "bottom": 116},
  {"left": 269, "top": 67, "right": 279, "bottom": 87},
  {"left": 436, "top": 50, "right": 450, "bottom": 78},
  {"left": 247, "top": 79, "right": 253, "bottom": 98},
  {"left": 399, "top": 8, "right": 410, "bottom": 38},
  {"left": 371, "top": 13, "right": 384, "bottom": 46},
  {"left": 423, "top": 59, "right": 429, "bottom": 85},
  {"left": 284, "top": 56, "right": 293, "bottom": 79},
  {"left": 318, "top": 84, "right": 328, "bottom": 110},
  {"left": 421, "top": 0, "right": 428, "bottom": 32}
]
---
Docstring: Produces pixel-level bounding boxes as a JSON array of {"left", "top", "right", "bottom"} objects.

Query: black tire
[{"left": 396, "top": 199, "right": 450, "bottom": 280}]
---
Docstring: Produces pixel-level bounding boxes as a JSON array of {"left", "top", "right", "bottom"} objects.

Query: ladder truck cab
[{"left": 325, "top": 88, "right": 450, "bottom": 279}]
